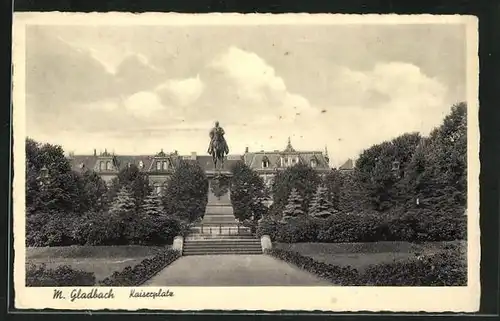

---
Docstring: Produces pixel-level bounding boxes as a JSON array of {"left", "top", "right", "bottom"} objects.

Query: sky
[{"left": 24, "top": 23, "right": 466, "bottom": 167}]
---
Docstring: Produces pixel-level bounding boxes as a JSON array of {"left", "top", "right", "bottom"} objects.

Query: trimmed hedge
[
  {"left": 98, "top": 249, "right": 181, "bottom": 286},
  {"left": 358, "top": 243, "right": 467, "bottom": 286},
  {"left": 26, "top": 263, "right": 96, "bottom": 286},
  {"left": 258, "top": 211, "right": 466, "bottom": 243},
  {"left": 265, "top": 248, "right": 359, "bottom": 285},
  {"left": 265, "top": 245, "right": 467, "bottom": 286}
]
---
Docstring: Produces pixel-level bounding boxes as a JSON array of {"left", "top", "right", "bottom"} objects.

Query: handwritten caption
[{"left": 53, "top": 288, "right": 174, "bottom": 302}]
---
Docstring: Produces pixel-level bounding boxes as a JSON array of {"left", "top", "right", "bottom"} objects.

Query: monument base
[{"left": 189, "top": 170, "right": 252, "bottom": 238}]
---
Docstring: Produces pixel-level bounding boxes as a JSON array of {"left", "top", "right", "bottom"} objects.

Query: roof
[
  {"left": 69, "top": 153, "right": 244, "bottom": 174},
  {"left": 191, "top": 155, "right": 243, "bottom": 172},
  {"left": 243, "top": 150, "right": 330, "bottom": 170},
  {"left": 339, "top": 158, "right": 354, "bottom": 170}
]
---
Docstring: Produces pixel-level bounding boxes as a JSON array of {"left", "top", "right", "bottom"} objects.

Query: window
[
  {"left": 310, "top": 159, "right": 317, "bottom": 168},
  {"left": 99, "top": 161, "right": 105, "bottom": 171},
  {"left": 106, "top": 161, "right": 112, "bottom": 170},
  {"left": 162, "top": 161, "right": 168, "bottom": 170},
  {"left": 156, "top": 161, "right": 161, "bottom": 170},
  {"left": 138, "top": 161, "right": 144, "bottom": 169},
  {"left": 262, "top": 158, "right": 269, "bottom": 168}
]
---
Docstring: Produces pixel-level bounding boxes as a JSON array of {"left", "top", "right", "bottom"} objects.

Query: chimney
[
  {"left": 245, "top": 147, "right": 249, "bottom": 153},
  {"left": 191, "top": 152, "right": 197, "bottom": 160},
  {"left": 93, "top": 149, "right": 97, "bottom": 156}
]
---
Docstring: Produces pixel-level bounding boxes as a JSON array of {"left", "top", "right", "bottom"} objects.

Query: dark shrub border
[
  {"left": 358, "top": 245, "right": 467, "bottom": 286},
  {"left": 98, "top": 249, "right": 181, "bottom": 286},
  {"left": 26, "top": 263, "right": 96, "bottom": 286},
  {"left": 265, "top": 246, "right": 466, "bottom": 286},
  {"left": 265, "top": 248, "right": 359, "bottom": 285},
  {"left": 258, "top": 213, "right": 466, "bottom": 243}
]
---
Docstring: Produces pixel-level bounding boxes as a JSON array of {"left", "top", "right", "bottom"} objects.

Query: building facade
[{"left": 69, "top": 138, "right": 353, "bottom": 195}]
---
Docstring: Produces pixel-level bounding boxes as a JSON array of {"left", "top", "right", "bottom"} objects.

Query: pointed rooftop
[{"left": 283, "top": 137, "right": 296, "bottom": 153}]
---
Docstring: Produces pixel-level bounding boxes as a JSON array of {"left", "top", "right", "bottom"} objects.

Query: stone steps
[{"left": 183, "top": 239, "right": 263, "bottom": 256}]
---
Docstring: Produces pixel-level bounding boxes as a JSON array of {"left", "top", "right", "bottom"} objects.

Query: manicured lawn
[
  {"left": 26, "top": 245, "right": 167, "bottom": 281},
  {"left": 274, "top": 241, "right": 465, "bottom": 272}
]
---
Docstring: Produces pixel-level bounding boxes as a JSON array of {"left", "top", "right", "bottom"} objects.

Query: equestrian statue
[{"left": 207, "top": 121, "right": 229, "bottom": 170}]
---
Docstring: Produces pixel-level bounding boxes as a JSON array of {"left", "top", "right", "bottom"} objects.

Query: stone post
[{"left": 260, "top": 235, "right": 272, "bottom": 253}]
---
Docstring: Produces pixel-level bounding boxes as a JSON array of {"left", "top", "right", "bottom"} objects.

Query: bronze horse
[{"left": 210, "top": 133, "right": 228, "bottom": 170}]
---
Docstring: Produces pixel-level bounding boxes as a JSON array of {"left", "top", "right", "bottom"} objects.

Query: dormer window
[
  {"left": 156, "top": 161, "right": 161, "bottom": 170},
  {"left": 138, "top": 161, "right": 144, "bottom": 169},
  {"left": 99, "top": 161, "right": 105, "bottom": 171},
  {"left": 262, "top": 157, "right": 270, "bottom": 168},
  {"left": 106, "top": 161, "right": 112, "bottom": 171},
  {"left": 310, "top": 159, "right": 317, "bottom": 168},
  {"left": 162, "top": 161, "right": 168, "bottom": 170}
]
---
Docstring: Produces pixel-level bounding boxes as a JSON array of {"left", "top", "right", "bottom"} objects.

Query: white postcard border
[{"left": 12, "top": 12, "right": 480, "bottom": 312}]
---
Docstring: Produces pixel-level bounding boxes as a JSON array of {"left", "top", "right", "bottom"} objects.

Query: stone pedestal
[{"left": 188, "top": 170, "right": 251, "bottom": 238}]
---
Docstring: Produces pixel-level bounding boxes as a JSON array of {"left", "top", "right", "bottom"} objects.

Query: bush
[
  {"left": 358, "top": 245, "right": 467, "bottom": 286},
  {"left": 260, "top": 210, "right": 466, "bottom": 243},
  {"left": 265, "top": 248, "right": 359, "bottom": 285},
  {"left": 26, "top": 263, "right": 96, "bottom": 286},
  {"left": 132, "top": 215, "right": 181, "bottom": 245},
  {"left": 26, "top": 211, "right": 79, "bottom": 247},
  {"left": 98, "top": 249, "right": 181, "bottom": 286},
  {"left": 266, "top": 245, "right": 467, "bottom": 286}
]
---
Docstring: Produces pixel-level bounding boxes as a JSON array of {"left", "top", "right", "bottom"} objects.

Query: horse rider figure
[{"left": 208, "top": 121, "right": 229, "bottom": 168}]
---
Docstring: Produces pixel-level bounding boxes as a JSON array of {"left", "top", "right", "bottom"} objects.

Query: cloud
[
  {"left": 190, "top": 46, "right": 318, "bottom": 125},
  {"left": 25, "top": 32, "right": 455, "bottom": 167},
  {"left": 123, "top": 91, "right": 166, "bottom": 118},
  {"left": 155, "top": 75, "right": 205, "bottom": 107}
]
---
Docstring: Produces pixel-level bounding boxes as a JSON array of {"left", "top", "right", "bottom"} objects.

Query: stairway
[
  {"left": 181, "top": 170, "right": 263, "bottom": 256},
  {"left": 183, "top": 238, "right": 263, "bottom": 256}
]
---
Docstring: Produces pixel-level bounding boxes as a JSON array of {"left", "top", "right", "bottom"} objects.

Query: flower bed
[
  {"left": 98, "top": 249, "right": 181, "bottom": 286},
  {"left": 358, "top": 244, "right": 467, "bottom": 286},
  {"left": 265, "top": 244, "right": 466, "bottom": 286},
  {"left": 264, "top": 248, "right": 359, "bottom": 285},
  {"left": 26, "top": 263, "right": 96, "bottom": 286}
]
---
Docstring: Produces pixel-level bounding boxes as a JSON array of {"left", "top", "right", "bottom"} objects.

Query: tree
[
  {"left": 108, "top": 186, "right": 136, "bottom": 244},
  {"left": 281, "top": 188, "right": 305, "bottom": 222},
  {"left": 25, "top": 138, "right": 82, "bottom": 215},
  {"left": 308, "top": 185, "right": 336, "bottom": 219},
  {"left": 271, "top": 163, "right": 320, "bottom": 216},
  {"left": 135, "top": 191, "right": 180, "bottom": 245},
  {"left": 230, "top": 161, "right": 269, "bottom": 222},
  {"left": 402, "top": 102, "right": 467, "bottom": 215},
  {"left": 355, "top": 132, "right": 421, "bottom": 211},
  {"left": 162, "top": 160, "right": 208, "bottom": 222},
  {"left": 107, "top": 164, "right": 151, "bottom": 210},
  {"left": 323, "top": 169, "right": 343, "bottom": 210},
  {"left": 78, "top": 170, "right": 108, "bottom": 212},
  {"left": 141, "top": 191, "right": 165, "bottom": 217}
]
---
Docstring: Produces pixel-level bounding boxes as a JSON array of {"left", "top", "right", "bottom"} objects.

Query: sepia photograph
[{"left": 12, "top": 13, "right": 479, "bottom": 311}]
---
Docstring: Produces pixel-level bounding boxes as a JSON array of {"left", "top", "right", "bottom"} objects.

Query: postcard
[{"left": 12, "top": 12, "right": 480, "bottom": 312}]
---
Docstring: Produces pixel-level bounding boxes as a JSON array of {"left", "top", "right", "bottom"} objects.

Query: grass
[
  {"left": 274, "top": 241, "right": 465, "bottom": 272},
  {"left": 26, "top": 245, "right": 168, "bottom": 281}
]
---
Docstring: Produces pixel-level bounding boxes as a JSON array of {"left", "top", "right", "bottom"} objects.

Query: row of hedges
[
  {"left": 26, "top": 249, "right": 181, "bottom": 287},
  {"left": 265, "top": 244, "right": 467, "bottom": 286},
  {"left": 26, "top": 263, "right": 96, "bottom": 286},
  {"left": 257, "top": 211, "right": 466, "bottom": 243},
  {"left": 98, "top": 249, "right": 181, "bottom": 286},
  {"left": 26, "top": 211, "right": 184, "bottom": 247},
  {"left": 266, "top": 248, "right": 359, "bottom": 285}
]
